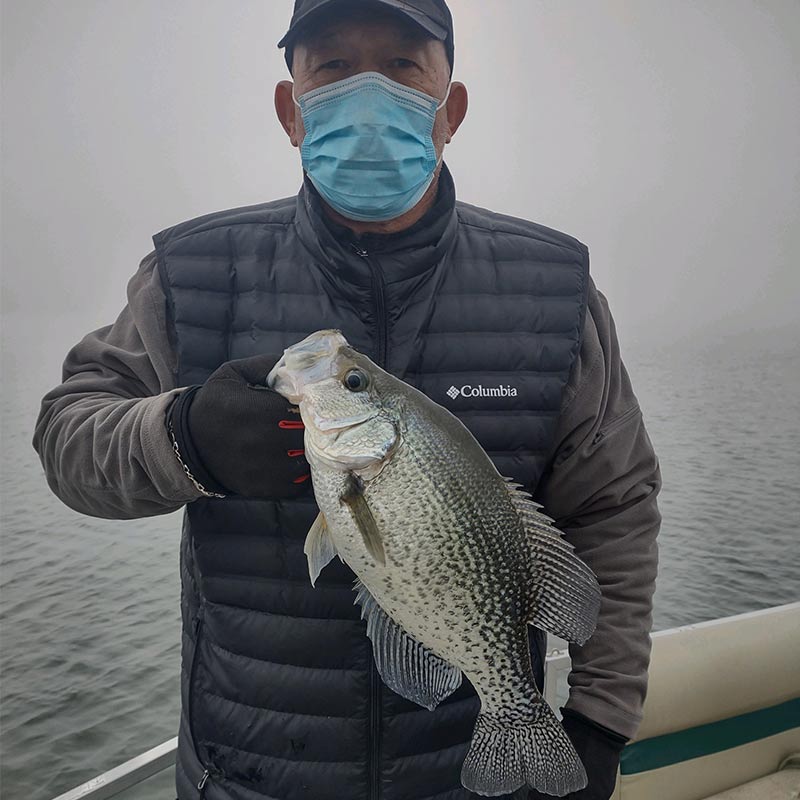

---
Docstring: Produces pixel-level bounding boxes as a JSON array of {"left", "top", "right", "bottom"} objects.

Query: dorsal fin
[{"left": 502, "top": 477, "right": 601, "bottom": 645}]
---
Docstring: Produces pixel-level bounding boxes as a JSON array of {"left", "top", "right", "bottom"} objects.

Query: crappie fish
[{"left": 267, "top": 329, "right": 601, "bottom": 797}]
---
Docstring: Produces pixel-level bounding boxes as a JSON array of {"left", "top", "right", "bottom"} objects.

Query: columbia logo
[{"left": 446, "top": 384, "right": 518, "bottom": 399}]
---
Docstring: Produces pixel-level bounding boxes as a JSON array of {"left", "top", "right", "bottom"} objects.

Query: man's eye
[
  {"left": 319, "top": 59, "right": 348, "bottom": 70},
  {"left": 389, "top": 58, "right": 417, "bottom": 69}
]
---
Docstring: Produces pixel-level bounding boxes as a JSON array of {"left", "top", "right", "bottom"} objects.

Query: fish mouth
[
  {"left": 267, "top": 329, "right": 350, "bottom": 403},
  {"left": 267, "top": 328, "right": 396, "bottom": 474},
  {"left": 269, "top": 367, "right": 303, "bottom": 404}
]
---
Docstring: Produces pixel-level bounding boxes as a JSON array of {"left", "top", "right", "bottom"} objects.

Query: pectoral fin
[
  {"left": 304, "top": 512, "right": 337, "bottom": 587},
  {"left": 339, "top": 472, "right": 386, "bottom": 566}
]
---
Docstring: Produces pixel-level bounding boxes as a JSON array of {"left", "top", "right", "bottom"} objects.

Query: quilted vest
[{"left": 153, "top": 165, "right": 590, "bottom": 800}]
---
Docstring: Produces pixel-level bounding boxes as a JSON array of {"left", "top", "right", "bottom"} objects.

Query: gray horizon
[{"left": 2, "top": 0, "right": 799, "bottom": 391}]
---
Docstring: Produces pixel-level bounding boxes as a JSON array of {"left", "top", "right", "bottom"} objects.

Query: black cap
[{"left": 278, "top": 0, "right": 454, "bottom": 74}]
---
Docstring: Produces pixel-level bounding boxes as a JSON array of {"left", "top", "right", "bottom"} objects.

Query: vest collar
[{"left": 294, "top": 162, "right": 459, "bottom": 288}]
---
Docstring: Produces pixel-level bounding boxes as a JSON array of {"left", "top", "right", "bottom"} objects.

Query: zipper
[
  {"left": 591, "top": 403, "right": 641, "bottom": 446},
  {"left": 197, "top": 769, "right": 211, "bottom": 797},
  {"left": 351, "top": 238, "right": 385, "bottom": 800},
  {"left": 187, "top": 610, "right": 225, "bottom": 798},
  {"left": 352, "top": 244, "right": 387, "bottom": 367},
  {"left": 196, "top": 764, "right": 225, "bottom": 798},
  {"left": 369, "top": 658, "right": 381, "bottom": 800}
]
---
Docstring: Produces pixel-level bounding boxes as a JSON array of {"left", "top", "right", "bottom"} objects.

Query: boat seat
[
  {"left": 699, "top": 763, "right": 800, "bottom": 799},
  {"left": 608, "top": 604, "right": 800, "bottom": 800}
]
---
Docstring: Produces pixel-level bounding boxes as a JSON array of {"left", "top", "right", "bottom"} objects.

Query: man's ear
[
  {"left": 275, "top": 81, "right": 301, "bottom": 147},
  {"left": 444, "top": 81, "right": 468, "bottom": 144}
]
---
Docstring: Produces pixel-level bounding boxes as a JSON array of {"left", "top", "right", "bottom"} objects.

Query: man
[{"left": 33, "top": 1, "right": 661, "bottom": 798}]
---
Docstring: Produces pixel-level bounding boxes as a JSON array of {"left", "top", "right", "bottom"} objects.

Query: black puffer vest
[{"left": 153, "top": 166, "right": 589, "bottom": 800}]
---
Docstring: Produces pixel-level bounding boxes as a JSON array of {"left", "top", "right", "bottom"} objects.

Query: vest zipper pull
[
  {"left": 197, "top": 768, "right": 211, "bottom": 796},
  {"left": 351, "top": 243, "right": 368, "bottom": 257}
]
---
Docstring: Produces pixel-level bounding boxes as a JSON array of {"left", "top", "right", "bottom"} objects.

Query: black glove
[
  {"left": 527, "top": 709, "right": 628, "bottom": 800},
  {"left": 166, "top": 354, "right": 311, "bottom": 498}
]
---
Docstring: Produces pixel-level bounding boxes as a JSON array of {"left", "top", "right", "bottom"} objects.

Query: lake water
[{"left": 2, "top": 327, "right": 799, "bottom": 799}]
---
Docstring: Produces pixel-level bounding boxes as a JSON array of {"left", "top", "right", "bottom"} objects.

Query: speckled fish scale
[{"left": 267, "top": 329, "right": 602, "bottom": 798}]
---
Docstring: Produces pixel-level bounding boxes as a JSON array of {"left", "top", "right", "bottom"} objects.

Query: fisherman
[{"left": 33, "top": 1, "right": 662, "bottom": 799}]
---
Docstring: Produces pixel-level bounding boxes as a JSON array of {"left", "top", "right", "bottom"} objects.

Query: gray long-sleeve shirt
[{"left": 32, "top": 249, "right": 661, "bottom": 740}]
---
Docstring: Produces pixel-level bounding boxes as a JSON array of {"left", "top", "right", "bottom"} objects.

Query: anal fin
[{"left": 353, "top": 578, "right": 462, "bottom": 710}]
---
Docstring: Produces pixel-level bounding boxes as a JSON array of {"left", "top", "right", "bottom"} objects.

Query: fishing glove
[
  {"left": 166, "top": 353, "right": 311, "bottom": 498},
  {"left": 527, "top": 709, "right": 628, "bottom": 800}
]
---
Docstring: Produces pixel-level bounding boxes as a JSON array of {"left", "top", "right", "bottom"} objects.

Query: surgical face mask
[{"left": 293, "top": 71, "right": 451, "bottom": 222}]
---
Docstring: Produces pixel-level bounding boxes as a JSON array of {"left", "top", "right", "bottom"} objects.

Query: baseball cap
[{"left": 278, "top": 0, "right": 454, "bottom": 73}]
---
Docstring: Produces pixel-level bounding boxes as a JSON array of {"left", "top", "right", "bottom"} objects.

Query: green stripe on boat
[{"left": 620, "top": 697, "right": 800, "bottom": 775}]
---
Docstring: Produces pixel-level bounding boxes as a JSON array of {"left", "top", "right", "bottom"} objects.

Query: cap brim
[{"left": 278, "top": 0, "right": 447, "bottom": 50}]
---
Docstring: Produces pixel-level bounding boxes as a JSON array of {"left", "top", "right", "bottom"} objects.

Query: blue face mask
[{"left": 293, "top": 72, "right": 451, "bottom": 222}]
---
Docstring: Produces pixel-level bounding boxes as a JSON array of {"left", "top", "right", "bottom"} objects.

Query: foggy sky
[{"left": 2, "top": 0, "right": 799, "bottom": 389}]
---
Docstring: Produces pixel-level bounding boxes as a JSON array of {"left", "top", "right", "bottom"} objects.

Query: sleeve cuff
[
  {"left": 564, "top": 691, "right": 644, "bottom": 741},
  {"left": 140, "top": 389, "right": 204, "bottom": 503}
]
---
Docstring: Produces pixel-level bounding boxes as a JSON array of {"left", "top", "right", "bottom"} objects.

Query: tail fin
[{"left": 461, "top": 702, "right": 587, "bottom": 797}]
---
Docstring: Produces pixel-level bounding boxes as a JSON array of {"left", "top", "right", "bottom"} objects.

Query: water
[
  {"left": 631, "top": 332, "right": 800, "bottom": 628},
  {"left": 2, "top": 328, "right": 799, "bottom": 800}
]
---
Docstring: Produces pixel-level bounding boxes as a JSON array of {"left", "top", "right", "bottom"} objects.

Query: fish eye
[{"left": 343, "top": 368, "right": 369, "bottom": 392}]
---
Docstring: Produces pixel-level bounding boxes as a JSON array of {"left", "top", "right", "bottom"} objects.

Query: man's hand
[
  {"left": 528, "top": 710, "right": 628, "bottom": 800},
  {"left": 167, "top": 354, "right": 311, "bottom": 498}
]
